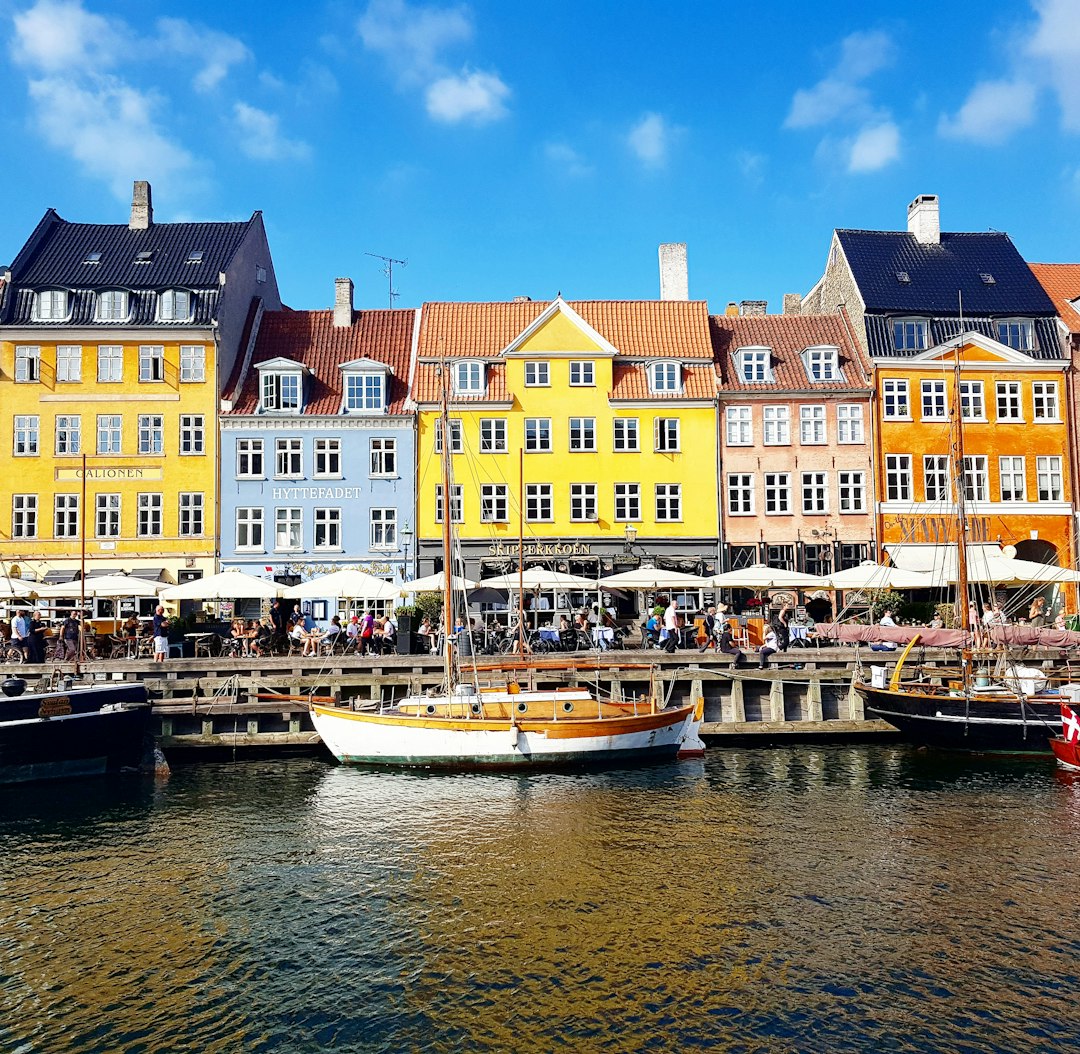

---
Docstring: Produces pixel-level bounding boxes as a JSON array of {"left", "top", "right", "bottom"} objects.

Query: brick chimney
[
  {"left": 907, "top": 194, "right": 940, "bottom": 245},
  {"left": 658, "top": 243, "right": 689, "bottom": 300},
  {"left": 725, "top": 302, "right": 739, "bottom": 316},
  {"left": 739, "top": 300, "right": 767, "bottom": 317},
  {"left": 783, "top": 293, "right": 802, "bottom": 315},
  {"left": 333, "top": 277, "right": 354, "bottom": 328},
  {"left": 129, "top": 180, "right": 153, "bottom": 230}
]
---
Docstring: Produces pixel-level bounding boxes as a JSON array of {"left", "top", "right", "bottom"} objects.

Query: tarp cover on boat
[{"left": 816, "top": 623, "right": 1080, "bottom": 648}]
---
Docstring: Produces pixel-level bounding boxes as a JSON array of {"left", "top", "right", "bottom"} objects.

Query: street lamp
[
  {"left": 623, "top": 524, "right": 638, "bottom": 553},
  {"left": 400, "top": 522, "right": 414, "bottom": 580}
]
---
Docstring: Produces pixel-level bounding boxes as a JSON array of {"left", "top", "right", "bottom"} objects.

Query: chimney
[
  {"left": 783, "top": 293, "right": 802, "bottom": 315},
  {"left": 739, "top": 300, "right": 768, "bottom": 317},
  {"left": 129, "top": 180, "right": 153, "bottom": 230},
  {"left": 725, "top": 302, "right": 739, "bottom": 317},
  {"left": 907, "top": 194, "right": 940, "bottom": 245},
  {"left": 658, "top": 242, "right": 689, "bottom": 300},
  {"left": 333, "top": 277, "right": 354, "bottom": 328}
]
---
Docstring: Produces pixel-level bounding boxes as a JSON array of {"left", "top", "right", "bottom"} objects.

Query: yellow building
[
  {"left": 0, "top": 180, "right": 280, "bottom": 594},
  {"left": 413, "top": 296, "right": 720, "bottom": 597}
]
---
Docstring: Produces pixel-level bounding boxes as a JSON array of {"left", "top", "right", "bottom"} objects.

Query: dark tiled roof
[
  {"left": 864, "top": 314, "right": 1064, "bottom": 360},
  {"left": 1030, "top": 263, "right": 1080, "bottom": 335},
  {"left": 226, "top": 308, "right": 416, "bottom": 416},
  {"left": 710, "top": 313, "right": 870, "bottom": 392},
  {"left": 837, "top": 230, "right": 1057, "bottom": 315},
  {"left": 6, "top": 286, "right": 220, "bottom": 327}
]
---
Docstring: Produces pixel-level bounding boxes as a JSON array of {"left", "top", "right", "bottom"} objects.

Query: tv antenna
[{"left": 365, "top": 252, "right": 407, "bottom": 308}]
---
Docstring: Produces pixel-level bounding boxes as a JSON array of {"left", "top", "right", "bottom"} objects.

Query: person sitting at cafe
[
  {"left": 123, "top": 615, "right": 140, "bottom": 639},
  {"left": 758, "top": 625, "right": 780, "bottom": 668},
  {"left": 417, "top": 616, "right": 437, "bottom": 654},
  {"left": 718, "top": 622, "right": 745, "bottom": 667}
]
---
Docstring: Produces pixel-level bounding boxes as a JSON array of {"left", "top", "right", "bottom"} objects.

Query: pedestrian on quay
[
  {"left": 152, "top": 605, "right": 170, "bottom": 663},
  {"left": 758, "top": 625, "right": 779, "bottom": 669},
  {"left": 61, "top": 609, "right": 81, "bottom": 661},
  {"left": 11, "top": 609, "right": 30, "bottom": 659},
  {"left": 1029, "top": 596, "right": 1047, "bottom": 628},
  {"left": 27, "top": 610, "right": 47, "bottom": 664},
  {"left": 269, "top": 598, "right": 286, "bottom": 653},
  {"left": 662, "top": 596, "right": 679, "bottom": 653}
]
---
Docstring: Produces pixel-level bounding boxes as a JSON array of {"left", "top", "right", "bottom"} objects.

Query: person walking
[
  {"left": 11, "top": 609, "right": 31, "bottom": 660},
  {"left": 662, "top": 597, "right": 679, "bottom": 653},
  {"left": 60, "top": 610, "right": 81, "bottom": 660},
  {"left": 152, "top": 605, "right": 170, "bottom": 663},
  {"left": 27, "top": 610, "right": 47, "bottom": 664}
]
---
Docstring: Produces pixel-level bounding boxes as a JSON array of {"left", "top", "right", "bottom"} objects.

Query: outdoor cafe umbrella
[
  {"left": 707, "top": 565, "right": 826, "bottom": 590},
  {"left": 399, "top": 571, "right": 478, "bottom": 593},
  {"left": 477, "top": 567, "right": 598, "bottom": 590},
  {"left": 35, "top": 573, "right": 167, "bottom": 598},
  {"left": 160, "top": 569, "right": 283, "bottom": 601},
  {"left": 598, "top": 566, "right": 712, "bottom": 590},
  {"left": 820, "top": 562, "right": 935, "bottom": 591},
  {"left": 283, "top": 568, "right": 398, "bottom": 600},
  {"left": 0, "top": 577, "right": 42, "bottom": 599}
]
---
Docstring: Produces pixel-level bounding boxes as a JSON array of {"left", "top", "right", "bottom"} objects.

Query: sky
[{"left": 1, "top": 0, "right": 1079, "bottom": 313}]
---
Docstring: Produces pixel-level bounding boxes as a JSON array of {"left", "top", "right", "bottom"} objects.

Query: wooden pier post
[{"left": 768, "top": 679, "right": 785, "bottom": 723}]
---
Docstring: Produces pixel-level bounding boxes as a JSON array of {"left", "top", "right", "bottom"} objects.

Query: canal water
[{"left": 2, "top": 748, "right": 1078, "bottom": 1053}]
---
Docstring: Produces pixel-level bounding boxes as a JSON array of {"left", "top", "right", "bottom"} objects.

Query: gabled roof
[
  {"left": 1029, "top": 263, "right": 1080, "bottom": 335},
  {"left": 225, "top": 307, "right": 416, "bottom": 416},
  {"left": 710, "top": 313, "right": 870, "bottom": 392},
  {"left": 836, "top": 230, "right": 1056, "bottom": 316}
]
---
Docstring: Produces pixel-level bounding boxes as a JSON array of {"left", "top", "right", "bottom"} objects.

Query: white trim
[{"left": 499, "top": 297, "right": 619, "bottom": 358}]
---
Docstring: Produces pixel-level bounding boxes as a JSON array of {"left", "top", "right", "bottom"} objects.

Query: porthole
[
  {"left": 470, "top": 701, "right": 482, "bottom": 715},
  {"left": 425, "top": 703, "right": 437, "bottom": 715},
  {"left": 562, "top": 701, "right": 575, "bottom": 713},
  {"left": 515, "top": 701, "right": 528, "bottom": 715}
]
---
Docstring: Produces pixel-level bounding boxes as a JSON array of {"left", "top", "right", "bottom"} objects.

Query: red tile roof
[
  {"left": 610, "top": 363, "right": 716, "bottom": 401},
  {"left": 226, "top": 307, "right": 416, "bottom": 415},
  {"left": 710, "top": 313, "right": 870, "bottom": 392},
  {"left": 1030, "top": 263, "right": 1080, "bottom": 335},
  {"left": 412, "top": 362, "right": 511, "bottom": 405}
]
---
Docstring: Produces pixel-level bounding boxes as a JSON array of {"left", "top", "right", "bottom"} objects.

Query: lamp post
[{"left": 400, "top": 522, "right": 414, "bottom": 581}]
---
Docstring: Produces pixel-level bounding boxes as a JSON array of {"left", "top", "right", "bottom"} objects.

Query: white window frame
[
  {"left": 725, "top": 406, "right": 752, "bottom": 446},
  {"left": 178, "top": 493, "right": 203, "bottom": 537},
  {"left": 55, "top": 414, "right": 81, "bottom": 456},
  {"left": 96, "top": 493, "right": 121, "bottom": 539},
  {"left": 435, "top": 485, "right": 464, "bottom": 524},
  {"left": 97, "top": 345, "right": 123, "bottom": 383},
  {"left": 959, "top": 381, "right": 985, "bottom": 421},
  {"left": 804, "top": 346, "right": 838, "bottom": 382},
  {"left": 613, "top": 418, "right": 639, "bottom": 452},
  {"left": 764, "top": 473, "right": 791, "bottom": 515},
  {"left": 236, "top": 507, "right": 265, "bottom": 550},
  {"left": 763, "top": 405, "right": 790, "bottom": 446},
  {"left": 568, "top": 417, "right": 596, "bottom": 452},
  {"left": 97, "top": 414, "right": 122, "bottom": 455},
  {"left": 179, "top": 415, "right": 204, "bottom": 456},
  {"left": 14, "top": 416, "right": 39, "bottom": 456},
  {"left": 180, "top": 344, "right": 205, "bottom": 382},
  {"left": 525, "top": 484, "right": 554, "bottom": 523},
  {"left": 1032, "top": 382, "right": 1060, "bottom": 422},
  {"left": 236, "top": 439, "right": 264, "bottom": 479},
  {"left": 158, "top": 289, "right": 192, "bottom": 323},
  {"left": 569, "top": 361, "right": 595, "bottom": 387},
  {"left": 893, "top": 318, "right": 928, "bottom": 351},
  {"left": 923, "top": 455, "right": 950, "bottom": 502},
  {"left": 434, "top": 419, "right": 463, "bottom": 454},
  {"left": 344, "top": 373, "right": 385, "bottom": 413},
  {"left": 649, "top": 362, "right": 681, "bottom": 394},
  {"left": 570, "top": 483, "right": 598, "bottom": 522},
  {"left": 799, "top": 404, "right": 826, "bottom": 445},
  {"left": 997, "top": 319, "right": 1034, "bottom": 351},
  {"left": 801, "top": 471, "right": 828, "bottom": 514},
  {"left": 882, "top": 379, "right": 910, "bottom": 419},
  {"left": 370, "top": 508, "right": 397, "bottom": 550},
  {"left": 137, "top": 493, "right": 163, "bottom": 537},
  {"left": 996, "top": 381, "right": 1023, "bottom": 422},
  {"left": 315, "top": 508, "right": 343, "bottom": 550},
  {"left": 453, "top": 361, "right": 485, "bottom": 395},
  {"left": 480, "top": 484, "right": 508, "bottom": 523},
  {"left": 1037, "top": 456, "right": 1063, "bottom": 501},
  {"left": 654, "top": 417, "right": 680, "bottom": 452},
  {"left": 524, "top": 418, "right": 552, "bottom": 453},
  {"left": 12, "top": 494, "right": 37, "bottom": 538},
  {"left": 726, "top": 475, "right": 754, "bottom": 516},
  {"left": 836, "top": 404, "right": 864, "bottom": 444},
  {"left": 97, "top": 290, "right": 129, "bottom": 322},
  {"left": 34, "top": 289, "right": 68, "bottom": 321},
  {"left": 838, "top": 471, "right": 866, "bottom": 513},
  {"left": 480, "top": 418, "right": 508, "bottom": 453},
  {"left": 524, "top": 361, "right": 550, "bottom": 387},
  {"left": 999, "top": 456, "right": 1026, "bottom": 502},
  {"left": 737, "top": 348, "right": 771, "bottom": 383},
  {"left": 54, "top": 494, "right": 79, "bottom": 539},
  {"left": 56, "top": 344, "right": 82, "bottom": 383},
  {"left": 139, "top": 345, "right": 165, "bottom": 383},
  {"left": 655, "top": 483, "right": 682, "bottom": 522},
  {"left": 15, "top": 345, "right": 40, "bottom": 383},
  {"left": 138, "top": 415, "right": 164, "bottom": 455},
  {"left": 275, "top": 438, "right": 303, "bottom": 478},
  {"left": 275, "top": 508, "right": 303, "bottom": 551},
  {"left": 962, "top": 456, "right": 989, "bottom": 502},
  {"left": 921, "top": 380, "right": 948, "bottom": 421},
  {"left": 261, "top": 372, "right": 301, "bottom": 412},
  {"left": 885, "top": 454, "right": 912, "bottom": 502},
  {"left": 370, "top": 438, "right": 397, "bottom": 477},
  {"left": 313, "top": 438, "right": 342, "bottom": 478},
  {"left": 614, "top": 483, "right": 640, "bottom": 522}
]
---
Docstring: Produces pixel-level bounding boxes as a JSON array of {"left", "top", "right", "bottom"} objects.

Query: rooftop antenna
[{"left": 365, "top": 252, "right": 407, "bottom": 308}]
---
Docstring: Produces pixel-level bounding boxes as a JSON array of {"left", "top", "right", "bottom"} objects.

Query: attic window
[
  {"left": 83, "top": 252, "right": 102, "bottom": 265},
  {"left": 896, "top": 271, "right": 911, "bottom": 283},
  {"left": 135, "top": 250, "right": 154, "bottom": 264},
  {"left": 186, "top": 250, "right": 204, "bottom": 264},
  {"left": 980, "top": 273, "right": 996, "bottom": 285}
]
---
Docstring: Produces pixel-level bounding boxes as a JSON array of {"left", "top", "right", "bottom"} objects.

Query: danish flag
[{"left": 1061, "top": 703, "right": 1080, "bottom": 743}]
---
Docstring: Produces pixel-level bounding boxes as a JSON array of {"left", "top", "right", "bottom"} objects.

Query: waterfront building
[
  {"left": 219, "top": 278, "right": 416, "bottom": 617},
  {"left": 802, "top": 194, "right": 1073, "bottom": 572},
  {"left": 0, "top": 180, "right": 280, "bottom": 596},
  {"left": 712, "top": 306, "right": 876, "bottom": 583}
]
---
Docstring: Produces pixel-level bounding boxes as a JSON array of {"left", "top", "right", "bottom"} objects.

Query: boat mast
[
  {"left": 438, "top": 362, "right": 455, "bottom": 692},
  {"left": 950, "top": 326, "right": 970, "bottom": 634},
  {"left": 517, "top": 448, "right": 526, "bottom": 656}
]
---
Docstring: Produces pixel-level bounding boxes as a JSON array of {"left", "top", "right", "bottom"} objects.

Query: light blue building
[{"left": 219, "top": 279, "right": 417, "bottom": 619}]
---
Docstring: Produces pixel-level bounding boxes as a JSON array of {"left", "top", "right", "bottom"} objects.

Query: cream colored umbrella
[
  {"left": 399, "top": 571, "right": 478, "bottom": 593},
  {"left": 821, "top": 562, "right": 935, "bottom": 590},
  {"left": 478, "top": 567, "right": 599, "bottom": 590},
  {"left": 708, "top": 565, "right": 827, "bottom": 589},
  {"left": 0, "top": 577, "right": 41, "bottom": 599},
  {"left": 284, "top": 568, "right": 398, "bottom": 600},
  {"left": 35, "top": 573, "right": 166, "bottom": 598},
  {"left": 160, "top": 569, "right": 283, "bottom": 601},
  {"left": 599, "top": 566, "right": 712, "bottom": 589}
]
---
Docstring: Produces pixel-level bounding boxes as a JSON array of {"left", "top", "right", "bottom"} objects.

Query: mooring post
[
  {"left": 769, "top": 679, "right": 785, "bottom": 723},
  {"left": 806, "top": 678, "right": 823, "bottom": 722},
  {"left": 724, "top": 677, "right": 746, "bottom": 723}
]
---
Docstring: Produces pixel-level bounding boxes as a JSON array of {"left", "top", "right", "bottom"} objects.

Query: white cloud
[
  {"left": 627, "top": 112, "right": 673, "bottom": 167},
  {"left": 847, "top": 121, "right": 900, "bottom": 172},
  {"left": 735, "top": 149, "right": 766, "bottom": 186},
  {"left": 543, "top": 142, "right": 593, "bottom": 178},
  {"left": 154, "top": 18, "right": 251, "bottom": 93},
  {"left": 425, "top": 68, "right": 508, "bottom": 123},
  {"left": 1024, "top": 0, "right": 1080, "bottom": 131},
  {"left": 232, "top": 102, "right": 311, "bottom": 160},
  {"left": 11, "top": 0, "right": 124, "bottom": 73},
  {"left": 357, "top": 0, "right": 472, "bottom": 85},
  {"left": 938, "top": 79, "right": 1038, "bottom": 143}
]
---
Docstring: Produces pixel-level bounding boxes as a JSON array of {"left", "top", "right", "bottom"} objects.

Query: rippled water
[{"left": 2, "top": 748, "right": 1079, "bottom": 1053}]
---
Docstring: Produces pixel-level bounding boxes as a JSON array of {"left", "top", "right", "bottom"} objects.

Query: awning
[
  {"left": 130, "top": 567, "right": 167, "bottom": 581},
  {"left": 885, "top": 543, "right": 1003, "bottom": 572},
  {"left": 86, "top": 569, "right": 114, "bottom": 578},
  {"left": 43, "top": 570, "right": 78, "bottom": 584}
]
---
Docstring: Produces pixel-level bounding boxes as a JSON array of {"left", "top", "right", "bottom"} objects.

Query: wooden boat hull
[
  {"left": 1050, "top": 736, "right": 1080, "bottom": 771},
  {"left": 0, "top": 682, "right": 151, "bottom": 785}
]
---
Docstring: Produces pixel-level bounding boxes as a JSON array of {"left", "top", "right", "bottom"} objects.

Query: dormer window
[
  {"left": 736, "top": 347, "right": 772, "bottom": 384},
  {"left": 186, "top": 250, "right": 204, "bottom": 264},
  {"left": 453, "top": 360, "right": 485, "bottom": 395},
  {"left": 892, "top": 318, "right": 928, "bottom": 351},
  {"left": 96, "top": 290, "right": 129, "bottom": 321},
  {"left": 33, "top": 289, "right": 68, "bottom": 321},
  {"left": 261, "top": 372, "right": 300, "bottom": 412},
  {"left": 158, "top": 289, "right": 192, "bottom": 322},
  {"left": 804, "top": 345, "right": 839, "bottom": 382},
  {"left": 83, "top": 252, "right": 102, "bottom": 265},
  {"left": 649, "top": 361, "right": 682, "bottom": 394},
  {"left": 134, "top": 250, "right": 154, "bottom": 264},
  {"left": 339, "top": 359, "right": 390, "bottom": 414},
  {"left": 997, "top": 319, "right": 1034, "bottom": 351}
]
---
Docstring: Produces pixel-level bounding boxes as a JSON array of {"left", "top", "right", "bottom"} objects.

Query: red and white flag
[{"left": 1061, "top": 703, "right": 1080, "bottom": 743}]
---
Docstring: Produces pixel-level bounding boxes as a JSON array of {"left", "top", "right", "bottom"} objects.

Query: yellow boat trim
[{"left": 889, "top": 633, "right": 921, "bottom": 690}]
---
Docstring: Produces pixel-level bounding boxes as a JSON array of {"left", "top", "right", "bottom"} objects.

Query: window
[
  {"left": 15, "top": 345, "right": 39, "bottom": 382},
  {"left": 344, "top": 373, "right": 384, "bottom": 412},
  {"left": 180, "top": 345, "right": 205, "bottom": 382},
  {"left": 12, "top": 495, "right": 37, "bottom": 538},
  {"left": 962, "top": 456, "right": 989, "bottom": 502},
  {"left": 179, "top": 415, "right": 204, "bottom": 455},
  {"left": 236, "top": 439, "right": 264, "bottom": 478},
  {"left": 526, "top": 484, "right": 553, "bottom": 522},
  {"left": 569, "top": 361, "right": 595, "bottom": 386},
  {"left": 97, "top": 345, "right": 123, "bottom": 382},
  {"left": 314, "top": 438, "right": 341, "bottom": 478},
  {"left": 139, "top": 345, "right": 164, "bottom": 382},
  {"left": 54, "top": 495, "right": 79, "bottom": 538},
  {"left": 766, "top": 544, "right": 795, "bottom": 570},
  {"left": 95, "top": 493, "right": 121, "bottom": 538},
  {"left": 525, "top": 362, "right": 549, "bottom": 386},
  {"left": 997, "top": 319, "right": 1034, "bottom": 351},
  {"left": 654, "top": 418, "right": 680, "bottom": 452},
  {"left": 275, "top": 438, "right": 303, "bottom": 478},
  {"left": 34, "top": 290, "right": 68, "bottom": 321},
  {"left": 187, "top": 249, "right": 204, "bottom": 264},
  {"left": 158, "top": 290, "right": 192, "bottom": 322},
  {"left": 370, "top": 438, "right": 397, "bottom": 476},
  {"left": 921, "top": 380, "right": 947, "bottom": 420},
  {"left": 885, "top": 455, "right": 912, "bottom": 502},
  {"left": 655, "top": 483, "right": 682, "bottom": 521},
  {"left": 803, "top": 544, "right": 832, "bottom": 577},
  {"left": 999, "top": 457, "right": 1026, "bottom": 502},
  {"left": 805, "top": 346, "right": 838, "bottom": 381},
  {"left": 1037, "top": 456, "right": 1063, "bottom": 501},
  {"left": 764, "top": 473, "right": 790, "bottom": 514},
  {"left": 14, "top": 416, "right": 39, "bottom": 456},
  {"left": 1033, "top": 382, "right": 1059, "bottom": 421},
  {"left": 179, "top": 493, "right": 203, "bottom": 537},
  {"left": 726, "top": 475, "right": 753, "bottom": 515},
  {"left": 882, "top": 379, "right": 910, "bottom": 419},
  {"left": 480, "top": 418, "right": 508, "bottom": 453},
  {"left": 480, "top": 485, "right": 508, "bottom": 522},
  {"left": 924, "top": 456, "right": 950, "bottom": 502},
  {"left": 649, "top": 362, "right": 680, "bottom": 393},
  {"left": 801, "top": 472, "right": 828, "bottom": 513},
  {"left": 55, "top": 415, "right": 81, "bottom": 455},
  {"left": 137, "top": 493, "right": 163, "bottom": 537},
  {"left": 435, "top": 485, "right": 464, "bottom": 523},
  {"left": 614, "top": 483, "right": 640, "bottom": 521},
  {"left": 613, "top": 418, "right": 639, "bottom": 452},
  {"left": 524, "top": 418, "right": 552, "bottom": 453},
  {"left": 737, "top": 348, "right": 771, "bottom": 383},
  {"left": 138, "top": 415, "right": 164, "bottom": 455},
  {"left": 960, "top": 381, "right": 985, "bottom": 420},
  {"left": 996, "top": 382, "right": 1022, "bottom": 421},
  {"left": 763, "top": 406, "right": 790, "bottom": 445},
  {"left": 725, "top": 406, "right": 752, "bottom": 445},
  {"left": 261, "top": 372, "right": 301, "bottom": 412},
  {"left": 838, "top": 471, "right": 866, "bottom": 513},
  {"left": 315, "top": 508, "right": 342, "bottom": 549},
  {"left": 370, "top": 508, "right": 397, "bottom": 549},
  {"left": 570, "top": 483, "right": 597, "bottom": 522},
  {"left": 275, "top": 508, "right": 303, "bottom": 550},
  {"left": 434, "top": 419, "right": 463, "bottom": 453},
  {"left": 97, "top": 415, "right": 121, "bottom": 455},
  {"left": 56, "top": 345, "right": 81, "bottom": 382},
  {"left": 893, "top": 318, "right": 928, "bottom": 351},
  {"left": 568, "top": 417, "right": 596, "bottom": 452},
  {"left": 799, "top": 405, "right": 826, "bottom": 444},
  {"left": 837, "top": 404, "right": 864, "bottom": 443},
  {"left": 97, "top": 290, "right": 129, "bottom": 321},
  {"left": 236, "top": 508, "right": 264, "bottom": 550},
  {"left": 453, "top": 361, "right": 484, "bottom": 394}
]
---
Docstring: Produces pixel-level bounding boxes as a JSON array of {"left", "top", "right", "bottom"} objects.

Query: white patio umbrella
[
  {"left": 821, "top": 562, "right": 935, "bottom": 590},
  {"left": 478, "top": 567, "right": 599, "bottom": 590},
  {"left": 708, "top": 564, "right": 827, "bottom": 589},
  {"left": 35, "top": 573, "right": 166, "bottom": 598},
  {"left": 284, "top": 568, "right": 398, "bottom": 600},
  {"left": 160, "top": 569, "right": 283, "bottom": 601},
  {"left": 399, "top": 571, "right": 478, "bottom": 593},
  {"left": 599, "top": 566, "right": 712, "bottom": 590},
  {"left": 0, "top": 577, "right": 42, "bottom": 599}
]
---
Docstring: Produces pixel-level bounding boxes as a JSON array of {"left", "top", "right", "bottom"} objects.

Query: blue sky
[{"left": 1, "top": 0, "right": 1078, "bottom": 312}]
